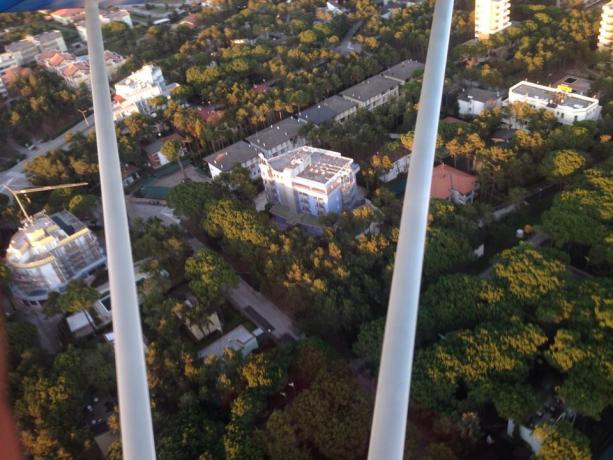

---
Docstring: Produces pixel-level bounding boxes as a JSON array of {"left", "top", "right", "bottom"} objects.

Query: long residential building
[
  {"left": 340, "top": 75, "right": 400, "bottom": 110},
  {"left": 37, "top": 49, "right": 125, "bottom": 89},
  {"left": 5, "top": 30, "right": 67, "bottom": 65},
  {"left": 598, "top": 1, "right": 613, "bottom": 54},
  {"left": 113, "top": 65, "right": 177, "bottom": 121},
  {"left": 259, "top": 146, "right": 360, "bottom": 217},
  {"left": 6, "top": 211, "right": 106, "bottom": 305},
  {"left": 475, "top": 0, "right": 511, "bottom": 39},
  {"left": 508, "top": 80, "right": 601, "bottom": 125},
  {"left": 204, "top": 58, "right": 423, "bottom": 180}
]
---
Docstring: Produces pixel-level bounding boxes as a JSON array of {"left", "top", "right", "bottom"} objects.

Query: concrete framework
[
  {"left": 84, "top": 1, "right": 156, "bottom": 458},
  {"left": 368, "top": 0, "right": 455, "bottom": 458}
]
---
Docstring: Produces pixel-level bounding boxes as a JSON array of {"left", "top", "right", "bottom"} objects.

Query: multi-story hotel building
[
  {"left": 113, "top": 65, "right": 177, "bottom": 121},
  {"left": 508, "top": 81, "right": 601, "bottom": 125},
  {"left": 598, "top": 1, "right": 613, "bottom": 54},
  {"left": 6, "top": 211, "right": 106, "bottom": 305},
  {"left": 475, "top": 0, "right": 511, "bottom": 39},
  {"left": 259, "top": 146, "right": 360, "bottom": 217}
]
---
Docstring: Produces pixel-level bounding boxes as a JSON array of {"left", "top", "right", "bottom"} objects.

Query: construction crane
[{"left": 2, "top": 182, "right": 88, "bottom": 222}]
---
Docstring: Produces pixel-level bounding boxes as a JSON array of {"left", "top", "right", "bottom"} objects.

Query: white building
[
  {"left": 0, "top": 52, "right": 16, "bottom": 73},
  {"left": 475, "top": 0, "right": 511, "bottom": 39},
  {"left": 0, "top": 75, "right": 7, "bottom": 98},
  {"left": 197, "top": 325, "right": 260, "bottom": 360},
  {"left": 458, "top": 87, "right": 503, "bottom": 116},
  {"left": 598, "top": 1, "right": 613, "bottom": 54},
  {"left": 5, "top": 30, "right": 67, "bottom": 65},
  {"left": 113, "top": 65, "right": 177, "bottom": 121},
  {"left": 76, "top": 9, "right": 133, "bottom": 41},
  {"left": 6, "top": 211, "right": 106, "bottom": 305},
  {"left": 508, "top": 81, "right": 601, "bottom": 125},
  {"left": 341, "top": 75, "right": 400, "bottom": 111},
  {"left": 259, "top": 146, "right": 360, "bottom": 217}
]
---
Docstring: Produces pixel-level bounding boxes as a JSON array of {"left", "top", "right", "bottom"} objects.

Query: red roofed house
[
  {"left": 50, "top": 8, "right": 85, "bottom": 25},
  {"left": 197, "top": 107, "right": 223, "bottom": 123},
  {"left": 431, "top": 164, "right": 478, "bottom": 205},
  {"left": 179, "top": 13, "right": 200, "bottom": 29}
]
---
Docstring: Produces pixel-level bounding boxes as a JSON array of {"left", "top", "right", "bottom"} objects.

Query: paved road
[
  {"left": 479, "top": 232, "right": 549, "bottom": 279},
  {"left": 19, "top": 310, "right": 62, "bottom": 354},
  {"left": 126, "top": 199, "right": 181, "bottom": 226},
  {"left": 227, "top": 279, "right": 300, "bottom": 341},
  {"left": 336, "top": 20, "right": 363, "bottom": 55},
  {"left": 186, "top": 236, "right": 300, "bottom": 340},
  {"left": 0, "top": 114, "right": 95, "bottom": 192}
]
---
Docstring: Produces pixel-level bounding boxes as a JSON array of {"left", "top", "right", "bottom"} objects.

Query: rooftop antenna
[{"left": 2, "top": 182, "right": 88, "bottom": 223}]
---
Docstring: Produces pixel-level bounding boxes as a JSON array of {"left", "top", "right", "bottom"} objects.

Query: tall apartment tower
[
  {"left": 598, "top": 1, "right": 613, "bottom": 54},
  {"left": 475, "top": 0, "right": 511, "bottom": 39}
]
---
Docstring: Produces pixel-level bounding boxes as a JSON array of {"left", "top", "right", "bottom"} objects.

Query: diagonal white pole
[
  {"left": 367, "top": 1, "right": 454, "bottom": 459},
  {"left": 84, "top": 1, "right": 156, "bottom": 458}
]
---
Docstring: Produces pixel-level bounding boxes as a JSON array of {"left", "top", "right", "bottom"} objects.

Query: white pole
[
  {"left": 367, "top": 1, "right": 454, "bottom": 459},
  {"left": 84, "top": 1, "right": 156, "bottom": 459}
]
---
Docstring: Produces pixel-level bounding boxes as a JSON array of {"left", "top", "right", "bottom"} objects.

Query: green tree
[
  {"left": 533, "top": 422, "right": 591, "bottom": 460},
  {"left": 46, "top": 280, "right": 98, "bottom": 315},
  {"left": 492, "top": 245, "right": 567, "bottom": 303},
  {"left": 353, "top": 317, "right": 385, "bottom": 368},
  {"left": 161, "top": 138, "right": 187, "bottom": 181},
  {"left": 539, "top": 149, "right": 587, "bottom": 182},
  {"left": 185, "top": 249, "right": 238, "bottom": 309}
]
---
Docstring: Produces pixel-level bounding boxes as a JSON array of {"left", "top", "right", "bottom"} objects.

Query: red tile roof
[
  {"left": 431, "top": 164, "right": 477, "bottom": 199},
  {"left": 197, "top": 107, "right": 222, "bottom": 123}
]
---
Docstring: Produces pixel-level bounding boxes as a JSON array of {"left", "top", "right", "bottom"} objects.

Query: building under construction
[{"left": 6, "top": 210, "right": 106, "bottom": 306}]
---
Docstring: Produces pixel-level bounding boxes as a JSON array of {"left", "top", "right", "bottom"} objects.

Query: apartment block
[
  {"left": 340, "top": 75, "right": 400, "bottom": 110},
  {"left": 5, "top": 30, "right": 67, "bottom": 65},
  {"left": 598, "top": 1, "right": 613, "bottom": 54},
  {"left": 475, "top": 0, "right": 511, "bottom": 39},
  {"left": 508, "top": 81, "right": 601, "bottom": 125},
  {"left": 113, "top": 65, "right": 177, "bottom": 121},
  {"left": 298, "top": 95, "right": 358, "bottom": 126},
  {"left": 259, "top": 146, "right": 360, "bottom": 217},
  {"left": 37, "top": 49, "right": 125, "bottom": 89},
  {"left": 246, "top": 117, "right": 306, "bottom": 159},
  {"left": 6, "top": 211, "right": 106, "bottom": 304}
]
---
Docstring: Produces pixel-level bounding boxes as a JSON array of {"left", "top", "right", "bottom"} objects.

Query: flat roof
[
  {"left": 510, "top": 81, "right": 598, "bottom": 110},
  {"left": 33, "top": 30, "right": 63, "bottom": 42},
  {"left": 381, "top": 59, "right": 424, "bottom": 82},
  {"left": 205, "top": 140, "right": 259, "bottom": 171},
  {"left": 197, "top": 325, "right": 256, "bottom": 359},
  {"left": 341, "top": 75, "right": 399, "bottom": 102},
  {"left": 265, "top": 146, "right": 354, "bottom": 185},
  {"left": 553, "top": 75, "right": 593, "bottom": 95},
  {"left": 246, "top": 117, "right": 302, "bottom": 151},
  {"left": 458, "top": 87, "right": 500, "bottom": 103},
  {"left": 298, "top": 95, "right": 357, "bottom": 125}
]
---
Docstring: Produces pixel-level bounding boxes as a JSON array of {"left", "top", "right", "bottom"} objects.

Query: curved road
[{"left": 0, "top": 113, "right": 95, "bottom": 191}]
